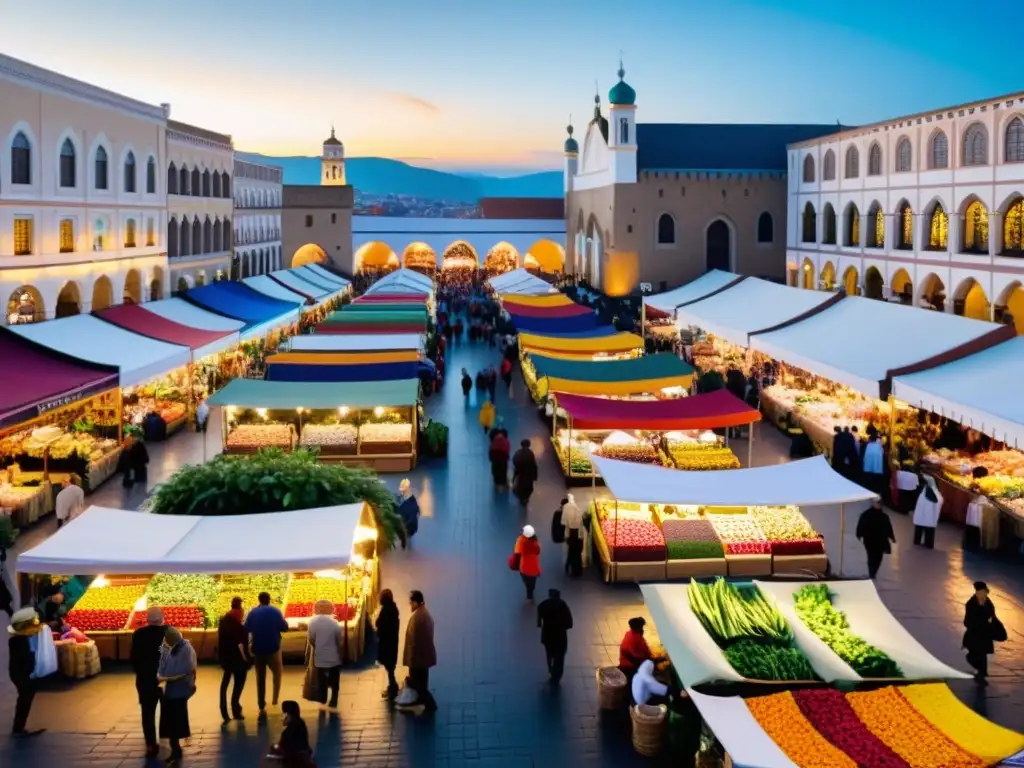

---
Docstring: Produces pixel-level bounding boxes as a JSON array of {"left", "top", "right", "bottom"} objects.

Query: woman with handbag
[
  {"left": 962, "top": 581, "right": 1004, "bottom": 686},
  {"left": 511, "top": 525, "right": 541, "bottom": 602},
  {"left": 157, "top": 626, "right": 197, "bottom": 766},
  {"left": 305, "top": 600, "right": 343, "bottom": 709}
]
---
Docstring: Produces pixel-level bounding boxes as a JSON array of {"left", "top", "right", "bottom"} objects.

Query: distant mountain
[{"left": 238, "top": 153, "right": 561, "bottom": 202}]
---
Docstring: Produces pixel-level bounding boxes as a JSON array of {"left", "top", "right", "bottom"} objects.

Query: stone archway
[
  {"left": 91, "top": 276, "right": 114, "bottom": 312},
  {"left": 890, "top": 268, "right": 912, "bottom": 304},
  {"left": 353, "top": 241, "right": 398, "bottom": 273},
  {"left": 917, "top": 273, "right": 946, "bottom": 311},
  {"left": 820, "top": 261, "right": 836, "bottom": 290},
  {"left": 864, "top": 266, "right": 885, "bottom": 300},
  {"left": 292, "top": 243, "right": 328, "bottom": 269},
  {"left": 997, "top": 282, "right": 1024, "bottom": 334},
  {"left": 123, "top": 269, "right": 143, "bottom": 305},
  {"left": 954, "top": 277, "right": 990, "bottom": 320},
  {"left": 484, "top": 242, "right": 519, "bottom": 275},
  {"left": 706, "top": 220, "right": 732, "bottom": 273},
  {"left": 149, "top": 266, "right": 164, "bottom": 301},
  {"left": 526, "top": 239, "right": 565, "bottom": 273},
  {"left": 800, "top": 258, "right": 815, "bottom": 289},
  {"left": 6, "top": 285, "right": 45, "bottom": 324},
  {"left": 402, "top": 242, "right": 436, "bottom": 277},
  {"left": 842, "top": 266, "right": 859, "bottom": 296}
]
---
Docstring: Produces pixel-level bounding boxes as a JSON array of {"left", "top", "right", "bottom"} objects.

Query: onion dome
[
  {"left": 564, "top": 122, "right": 578, "bottom": 154},
  {"left": 608, "top": 63, "right": 636, "bottom": 106},
  {"left": 323, "top": 126, "right": 342, "bottom": 146}
]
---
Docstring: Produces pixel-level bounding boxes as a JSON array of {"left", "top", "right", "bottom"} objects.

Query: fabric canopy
[
  {"left": 321, "top": 310, "right": 427, "bottom": 326},
  {"left": 295, "top": 265, "right": 348, "bottom": 292},
  {"left": 531, "top": 353, "right": 694, "bottom": 396},
  {"left": 267, "top": 351, "right": 418, "bottom": 365},
  {"left": 244, "top": 275, "right": 310, "bottom": 305},
  {"left": 488, "top": 268, "right": 531, "bottom": 290},
  {"left": 96, "top": 303, "right": 238, "bottom": 359},
  {"left": 302, "top": 263, "right": 351, "bottom": 289},
  {"left": 499, "top": 292, "right": 571, "bottom": 307},
  {"left": 892, "top": 337, "right": 1024, "bottom": 448},
  {"left": 185, "top": 282, "right": 300, "bottom": 326},
  {"left": 9, "top": 315, "right": 190, "bottom": 388},
  {"left": 270, "top": 269, "right": 337, "bottom": 300},
  {"left": 364, "top": 269, "right": 432, "bottom": 295},
  {"left": 488, "top": 268, "right": 555, "bottom": 295},
  {"left": 508, "top": 313, "right": 601, "bottom": 334},
  {"left": 266, "top": 360, "right": 418, "bottom": 383},
  {"left": 315, "top": 324, "right": 425, "bottom": 335},
  {"left": 644, "top": 270, "right": 741, "bottom": 315},
  {"left": 751, "top": 296, "right": 1013, "bottom": 400},
  {"left": 340, "top": 303, "right": 429, "bottom": 317},
  {"left": 557, "top": 389, "right": 758, "bottom": 430},
  {"left": 592, "top": 454, "right": 878, "bottom": 505},
  {"left": 519, "top": 331, "right": 643, "bottom": 355},
  {"left": 207, "top": 378, "right": 419, "bottom": 408},
  {"left": 675, "top": 277, "right": 837, "bottom": 347},
  {"left": 525, "top": 326, "right": 619, "bottom": 339},
  {"left": 140, "top": 298, "right": 246, "bottom": 333},
  {"left": 16, "top": 504, "right": 365, "bottom": 575},
  {"left": 503, "top": 301, "right": 592, "bottom": 318},
  {"left": 289, "top": 334, "right": 423, "bottom": 353},
  {"left": 0, "top": 329, "right": 119, "bottom": 430},
  {"left": 354, "top": 293, "right": 426, "bottom": 304}
]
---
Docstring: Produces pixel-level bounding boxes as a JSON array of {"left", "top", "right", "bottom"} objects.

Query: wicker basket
[
  {"left": 595, "top": 666, "right": 627, "bottom": 710},
  {"left": 631, "top": 703, "right": 668, "bottom": 756}
]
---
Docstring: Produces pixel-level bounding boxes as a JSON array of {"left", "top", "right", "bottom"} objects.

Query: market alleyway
[{"left": 1, "top": 337, "right": 1023, "bottom": 767}]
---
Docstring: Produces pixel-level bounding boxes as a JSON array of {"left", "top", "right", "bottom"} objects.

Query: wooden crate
[
  {"left": 614, "top": 561, "right": 667, "bottom": 582},
  {"left": 772, "top": 553, "right": 828, "bottom": 576},
  {"left": 666, "top": 558, "right": 728, "bottom": 580},
  {"left": 725, "top": 554, "right": 772, "bottom": 577}
]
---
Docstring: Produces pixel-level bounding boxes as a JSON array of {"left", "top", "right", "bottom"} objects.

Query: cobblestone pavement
[{"left": 1, "top": 337, "right": 1022, "bottom": 767}]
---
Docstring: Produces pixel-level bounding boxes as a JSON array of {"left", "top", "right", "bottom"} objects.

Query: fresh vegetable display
[
  {"left": 661, "top": 519, "right": 724, "bottom": 560},
  {"left": 792, "top": 584, "right": 902, "bottom": 678},
  {"left": 285, "top": 576, "right": 357, "bottom": 618},
  {"left": 688, "top": 578, "right": 817, "bottom": 681},
  {"left": 130, "top": 606, "right": 205, "bottom": 630},
  {"left": 71, "top": 583, "right": 145, "bottom": 611},
  {"left": 216, "top": 573, "right": 289, "bottom": 616},
  {"left": 553, "top": 438, "right": 593, "bottom": 475},
  {"left": 593, "top": 442, "right": 661, "bottom": 465},
  {"left": 358, "top": 422, "right": 412, "bottom": 445},
  {"left": 599, "top": 518, "right": 666, "bottom": 562},
  {"left": 226, "top": 424, "right": 293, "bottom": 450},
  {"left": 65, "top": 608, "right": 131, "bottom": 631},
  {"left": 708, "top": 516, "right": 769, "bottom": 555},
  {"left": 751, "top": 506, "right": 825, "bottom": 556},
  {"left": 300, "top": 424, "right": 357, "bottom": 451},
  {"left": 145, "top": 574, "right": 219, "bottom": 627},
  {"left": 668, "top": 444, "right": 740, "bottom": 471}
]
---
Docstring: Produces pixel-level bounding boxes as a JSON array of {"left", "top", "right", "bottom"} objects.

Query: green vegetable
[
  {"left": 792, "top": 584, "right": 903, "bottom": 678},
  {"left": 724, "top": 640, "right": 817, "bottom": 681},
  {"left": 146, "top": 574, "right": 220, "bottom": 627},
  {"left": 666, "top": 540, "right": 724, "bottom": 560}
]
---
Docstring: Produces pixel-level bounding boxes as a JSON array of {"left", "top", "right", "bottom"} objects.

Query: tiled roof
[
  {"left": 635, "top": 123, "right": 847, "bottom": 172},
  {"left": 480, "top": 198, "right": 565, "bottom": 220}
]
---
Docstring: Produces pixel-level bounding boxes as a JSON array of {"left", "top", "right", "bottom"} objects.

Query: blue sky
[{"left": 1, "top": 0, "right": 1015, "bottom": 173}]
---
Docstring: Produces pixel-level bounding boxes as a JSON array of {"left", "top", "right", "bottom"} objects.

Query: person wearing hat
[
  {"left": 963, "top": 581, "right": 999, "bottom": 686},
  {"left": 513, "top": 525, "right": 542, "bottom": 602},
  {"left": 619, "top": 617, "right": 656, "bottom": 681},
  {"left": 130, "top": 606, "right": 166, "bottom": 756},
  {"left": 512, "top": 439, "right": 539, "bottom": 506},
  {"left": 8, "top": 607, "right": 45, "bottom": 737}
]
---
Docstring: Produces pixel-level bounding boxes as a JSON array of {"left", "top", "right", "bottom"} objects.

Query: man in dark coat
[
  {"left": 8, "top": 607, "right": 45, "bottom": 737},
  {"left": 963, "top": 581, "right": 998, "bottom": 685},
  {"left": 375, "top": 589, "right": 400, "bottom": 699},
  {"left": 537, "top": 589, "right": 573, "bottom": 683},
  {"left": 512, "top": 439, "right": 539, "bottom": 506},
  {"left": 855, "top": 500, "right": 895, "bottom": 578},
  {"left": 217, "top": 597, "right": 250, "bottom": 722},
  {"left": 130, "top": 606, "right": 166, "bottom": 756}
]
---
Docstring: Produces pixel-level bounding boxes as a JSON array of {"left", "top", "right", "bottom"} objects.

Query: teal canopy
[
  {"left": 207, "top": 378, "right": 420, "bottom": 408},
  {"left": 529, "top": 352, "right": 694, "bottom": 382}
]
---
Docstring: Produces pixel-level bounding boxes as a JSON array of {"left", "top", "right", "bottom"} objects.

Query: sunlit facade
[
  {"left": 233, "top": 158, "right": 282, "bottom": 278},
  {"left": 788, "top": 90, "right": 1024, "bottom": 332}
]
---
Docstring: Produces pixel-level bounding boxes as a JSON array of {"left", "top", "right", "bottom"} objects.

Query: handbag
[
  {"left": 551, "top": 509, "right": 565, "bottom": 544},
  {"left": 32, "top": 628, "right": 58, "bottom": 679},
  {"left": 508, "top": 552, "right": 521, "bottom": 571},
  {"left": 991, "top": 617, "right": 1008, "bottom": 643},
  {"left": 301, "top": 655, "right": 327, "bottom": 704}
]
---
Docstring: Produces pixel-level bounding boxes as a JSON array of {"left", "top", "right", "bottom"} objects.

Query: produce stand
[
  {"left": 523, "top": 352, "right": 694, "bottom": 402},
  {"left": 16, "top": 503, "right": 381, "bottom": 664},
  {"left": 208, "top": 378, "right": 421, "bottom": 472},
  {"left": 590, "top": 455, "right": 877, "bottom": 581}
]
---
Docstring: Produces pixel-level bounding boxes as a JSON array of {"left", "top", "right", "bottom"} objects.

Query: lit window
[
  {"left": 929, "top": 205, "right": 949, "bottom": 250},
  {"left": 963, "top": 200, "right": 989, "bottom": 252},
  {"left": 14, "top": 217, "right": 32, "bottom": 255},
  {"left": 125, "top": 219, "right": 137, "bottom": 248},
  {"left": 897, "top": 203, "right": 913, "bottom": 249},
  {"left": 59, "top": 219, "right": 75, "bottom": 253},
  {"left": 146, "top": 218, "right": 155, "bottom": 247},
  {"left": 1003, "top": 199, "right": 1024, "bottom": 252},
  {"left": 846, "top": 206, "right": 860, "bottom": 246},
  {"left": 867, "top": 205, "right": 884, "bottom": 248}
]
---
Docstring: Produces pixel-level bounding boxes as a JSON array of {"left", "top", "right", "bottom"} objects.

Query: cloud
[{"left": 385, "top": 92, "right": 440, "bottom": 115}]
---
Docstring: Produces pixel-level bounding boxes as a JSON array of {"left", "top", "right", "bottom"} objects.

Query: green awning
[
  {"left": 322, "top": 310, "right": 428, "bottom": 326},
  {"left": 530, "top": 352, "right": 695, "bottom": 382},
  {"left": 340, "top": 303, "right": 429, "bottom": 315},
  {"left": 207, "top": 378, "right": 420, "bottom": 408}
]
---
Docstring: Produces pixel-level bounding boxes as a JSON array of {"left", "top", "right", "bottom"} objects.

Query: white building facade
[
  {"left": 787, "top": 90, "right": 1024, "bottom": 333},
  {"left": 0, "top": 53, "right": 169, "bottom": 323},
  {"left": 232, "top": 158, "right": 282, "bottom": 278}
]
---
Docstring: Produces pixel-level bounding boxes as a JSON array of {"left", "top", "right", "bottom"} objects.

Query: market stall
[
  {"left": 264, "top": 351, "right": 420, "bottom": 383},
  {"left": 363, "top": 268, "right": 433, "bottom": 296},
  {"left": 289, "top": 333, "right": 424, "bottom": 354},
  {"left": 487, "top": 269, "right": 556, "bottom": 296},
  {"left": 505, "top": 309, "right": 601, "bottom": 334},
  {"left": 524, "top": 352, "right": 694, "bottom": 400},
  {"left": 518, "top": 330, "right": 643, "bottom": 360},
  {"left": 300, "top": 263, "right": 351, "bottom": 291},
  {"left": 243, "top": 274, "right": 310, "bottom": 306},
  {"left": 589, "top": 454, "right": 876, "bottom": 580},
  {"left": 183, "top": 281, "right": 300, "bottom": 334},
  {"left": 208, "top": 378, "right": 420, "bottom": 471},
  {"left": 317, "top": 310, "right": 428, "bottom": 335},
  {"left": 270, "top": 268, "right": 345, "bottom": 303},
  {"left": 15, "top": 503, "right": 380, "bottom": 663},
  {"left": 643, "top": 269, "right": 742, "bottom": 316},
  {"left": 498, "top": 291, "right": 572, "bottom": 307},
  {"left": 353, "top": 293, "right": 428, "bottom": 304}
]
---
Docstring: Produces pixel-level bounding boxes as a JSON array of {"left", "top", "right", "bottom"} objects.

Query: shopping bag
[
  {"left": 551, "top": 509, "right": 565, "bottom": 544},
  {"left": 992, "top": 617, "right": 1008, "bottom": 643},
  {"left": 302, "top": 661, "right": 326, "bottom": 704},
  {"left": 507, "top": 553, "right": 521, "bottom": 571},
  {"left": 32, "top": 627, "right": 58, "bottom": 679},
  {"left": 395, "top": 685, "right": 419, "bottom": 706}
]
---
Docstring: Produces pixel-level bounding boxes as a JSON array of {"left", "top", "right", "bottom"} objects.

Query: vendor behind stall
[{"left": 619, "top": 617, "right": 658, "bottom": 679}]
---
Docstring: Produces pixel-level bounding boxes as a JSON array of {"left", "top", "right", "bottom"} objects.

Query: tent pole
[
  {"left": 838, "top": 502, "right": 845, "bottom": 576},
  {"left": 641, "top": 302, "right": 646, "bottom": 342},
  {"left": 747, "top": 422, "right": 754, "bottom": 468},
  {"left": 887, "top": 394, "right": 897, "bottom": 465}
]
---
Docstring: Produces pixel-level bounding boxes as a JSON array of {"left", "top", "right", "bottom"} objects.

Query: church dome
[
  {"left": 608, "top": 65, "right": 635, "bottom": 106},
  {"left": 323, "top": 126, "right": 342, "bottom": 147},
  {"left": 564, "top": 123, "right": 578, "bottom": 154}
]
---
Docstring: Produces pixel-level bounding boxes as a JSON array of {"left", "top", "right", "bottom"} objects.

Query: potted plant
[
  {"left": 0, "top": 515, "right": 19, "bottom": 568},
  {"left": 420, "top": 421, "right": 449, "bottom": 459}
]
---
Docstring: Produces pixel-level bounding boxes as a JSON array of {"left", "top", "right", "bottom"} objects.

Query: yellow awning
[
  {"left": 539, "top": 374, "right": 694, "bottom": 397},
  {"left": 519, "top": 331, "right": 643, "bottom": 355},
  {"left": 266, "top": 351, "right": 419, "bottom": 366},
  {"left": 500, "top": 293, "right": 574, "bottom": 307}
]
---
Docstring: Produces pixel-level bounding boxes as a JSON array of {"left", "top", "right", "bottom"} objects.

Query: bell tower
[
  {"left": 563, "top": 118, "right": 579, "bottom": 194},
  {"left": 321, "top": 126, "right": 346, "bottom": 186}
]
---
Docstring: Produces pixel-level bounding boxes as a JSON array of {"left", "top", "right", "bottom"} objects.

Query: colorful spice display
[
  {"left": 745, "top": 691, "right": 857, "bottom": 768},
  {"left": 792, "top": 689, "right": 909, "bottom": 768}
]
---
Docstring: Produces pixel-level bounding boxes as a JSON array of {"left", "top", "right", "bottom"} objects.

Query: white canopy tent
[
  {"left": 243, "top": 275, "right": 307, "bottom": 306},
  {"left": 271, "top": 269, "right": 344, "bottom": 302},
  {"left": 142, "top": 297, "right": 246, "bottom": 333},
  {"left": 488, "top": 268, "right": 531, "bottom": 291},
  {"left": 17, "top": 504, "right": 367, "bottom": 575},
  {"left": 302, "top": 263, "right": 350, "bottom": 289},
  {"left": 674, "top": 278, "right": 836, "bottom": 347},
  {"left": 495, "top": 272, "right": 556, "bottom": 296},
  {"left": 643, "top": 270, "right": 740, "bottom": 315},
  {"left": 751, "top": 296, "right": 1010, "bottom": 400},
  {"left": 892, "top": 336, "right": 1024, "bottom": 449},
  {"left": 364, "top": 268, "right": 432, "bottom": 295},
  {"left": 9, "top": 315, "right": 191, "bottom": 388},
  {"left": 685, "top": 689, "right": 797, "bottom": 768},
  {"left": 289, "top": 333, "right": 424, "bottom": 353}
]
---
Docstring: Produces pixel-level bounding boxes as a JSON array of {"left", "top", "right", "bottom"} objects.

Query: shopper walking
[
  {"left": 375, "top": 589, "right": 400, "bottom": 699},
  {"left": 513, "top": 525, "right": 542, "bottom": 602},
  {"left": 54, "top": 474, "right": 85, "bottom": 529},
  {"left": 512, "top": 439, "right": 539, "bottom": 506},
  {"left": 478, "top": 399, "right": 495, "bottom": 435},
  {"left": 860, "top": 433, "right": 885, "bottom": 495},
  {"left": 561, "top": 494, "right": 584, "bottom": 577},
  {"left": 245, "top": 591, "right": 289, "bottom": 717},
  {"left": 396, "top": 479, "right": 421, "bottom": 549},
  {"left": 130, "top": 606, "right": 165, "bottom": 756},
  {"left": 536, "top": 588, "right": 573, "bottom": 683},
  {"left": 855, "top": 500, "right": 895, "bottom": 578},
  {"left": 460, "top": 369, "right": 472, "bottom": 401},
  {"left": 217, "top": 597, "right": 250, "bottom": 722},
  {"left": 195, "top": 399, "right": 210, "bottom": 434},
  {"left": 912, "top": 474, "right": 942, "bottom": 549},
  {"left": 400, "top": 590, "right": 437, "bottom": 713},
  {"left": 963, "top": 581, "right": 1003, "bottom": 686},
  {"left": 157, "top": 626, "right": 197, "bottom": 766},
  {"left": 500, "top": 357, "right": 513, "bottom": 396},
  {"left": 306, "top": 600, "right": 343, "bottom": 709},
  {"left": 489, "top": 428, "right": 511, "bottom": 490},
  {"left": 8, "top": 607, "right": 45, "bottom": 738}
]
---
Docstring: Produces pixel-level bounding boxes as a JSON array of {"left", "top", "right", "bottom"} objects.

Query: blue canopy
[
  {"left": 506, "top": 312, "right": 601, "bottom": 334},
  {"left": 522, "top": 325, "right": 619, "bottom": 339},
  {"left": 265, "top": 360, "right": 420, "bottom": 382},
  {"left": 184, "top": 282, "right": 299, "bottom": 324}
]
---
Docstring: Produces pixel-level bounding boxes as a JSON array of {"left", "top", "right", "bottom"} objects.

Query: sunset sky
[{"left": 2, "top": 0, "right": 1015, "bottom": 173}]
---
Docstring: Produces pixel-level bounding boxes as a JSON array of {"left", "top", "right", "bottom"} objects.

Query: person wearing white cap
[
  {"left": 8, "top": 607, "right": 46, "bottom": 737},
  {"left": 511, "top": 525, "right": 542, "bottom": 601}
]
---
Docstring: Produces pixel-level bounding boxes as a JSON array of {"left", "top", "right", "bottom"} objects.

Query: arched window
[
  {"left": 202, "top": 169, "right": 211, "bottom": 197},
  {"left": 896, "top": 202, "right": 913, "bottom": 249},
  {"left": 11, "top": 131, "right": 31, "bottom": 184},
  {"left": 190, "top": 168, "right": 200, "bottom": 197},
  {"left": 212, "top": 171, "right": 221, "bottom": 198},
  {"left": 1004, "top": 198, "right": 1024, "bottom": 253},
  {"left": 146, "top": 156, "right": 156, "bottom": 194},
  {"left": 94, "top": 146, "right": 109, "bottom": 190},
  {"left": 224, "top": 217, "right": 232, "bottom": 248},
  {"left": 962, "top": 200, "right": 989, "bottom": 252},
  {"left": 845, "top": 146, "right": 859, "bottom": 179},
  {"left": 963, "top": 124, "right": 988, "bottom": 166},
  {"left": 167, "top": 162, "right": 178, "bottom": 194},
  {"left": 822, "top": 203, "right": 837, "bottom": 244},
  {"left": 203, "top": 216, "right": 212, "bottom": 253},
  {"left": 146, "top": 218, "right": 155, "bottom": 247},
  {"left": 59, "top": 219, "right": 75, "bottom": 253},
  {"left": 656, "top": 213, "right": 675, "bottom": 244},
  {"left": 867, "top": 203, "right": 885, "bottom": 248},
  {"left": 59, "top": 138, "right": 76, "bottom": 188},
  {"left": 192, "top": 217, "right": 202, "bottom": 254},
  {"left": 179, "top": 217, "right": 191, "bottom": 257},
  {"left": 213, "top": 218, "right": 222, "bottom": 252},
  {"left": 929, "top": 204, "right": 949, "bottom": 250},
  {"left": 125, "top": 218, "right": 137, "bottom": 248},
  {"left": 895, "top": 139, "right": 912, "bottom": 173},
  {"left": 756, "top": 212, "right": 773, "bottom": 243},
  {"left": 801, "top": 202, "right": 817, "bottom": 243},
  {"left": 167, "top": 217, "right": 178, "bottom": 258},
  {"left": 930, "top": 131, "right": 949, "bottom": 169},
  {"left": 802, "top": 154, "right": 815, "bottom": 183},
  {"left": 222, "top": 174, "right": 231, "bottom": 197},
  {"left": 123, "top": 151, "right": 136, "bottom": 193},
  {"left": 179, "top": 165, "right": 189, "bottom": 195},
  {"left": 1005, "top": 118, "right": 1024, "bottom": 163},
  {"left": 845, "top": 205, "right": 860, "bottom": 247},
  {"left": 867, "top": 143, "right": 882, "bottom": 176},
  {"left": 822, "top": 150, "right": 836, "bottom": 181}
]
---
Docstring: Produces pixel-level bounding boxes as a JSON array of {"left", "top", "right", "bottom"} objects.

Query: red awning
[
  {"left": 503, "top": 301, "right": 593, "bottom": 318},
  {"left": 556, "top": 389, "right": 761, "bottom": 431},
  {"left": 0, "top": 329, "right": 119, "bottom": 430},
  {"left": 96, "top": 303, "right": 234, "bottom": 351}
]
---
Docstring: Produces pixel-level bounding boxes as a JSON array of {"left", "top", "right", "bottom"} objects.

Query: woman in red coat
[{"left": 514, "top": 525, "right": 541, "bottom": 602}]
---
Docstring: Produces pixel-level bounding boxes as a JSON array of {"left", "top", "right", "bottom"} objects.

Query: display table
[
  {"left": 0, "top": 483, "right": 53, "bottom": 526},
  {"left": 86, "top": 448, "right": 122, "bottom": 492},
  {"left": 929, "top": 472, "right": 970, "bottom": 525}
]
